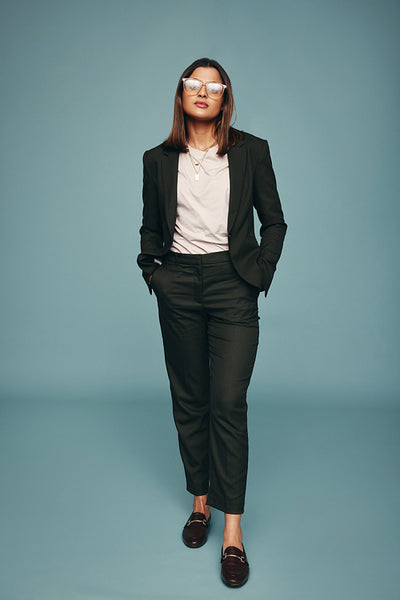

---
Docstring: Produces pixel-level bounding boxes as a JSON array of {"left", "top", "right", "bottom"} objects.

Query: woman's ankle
[
  {"left": 222, "top": 532, "right": 243, "bottom": 552},
  {"left": 193, "top": 494, "right": 210, "bottom": 518},
  {"left": 223, "top": 513, "right": 243, "bottom": 551}
]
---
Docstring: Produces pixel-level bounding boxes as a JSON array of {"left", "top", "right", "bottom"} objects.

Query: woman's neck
[{"left": 185, "top": 118, "right": 217, "bottom": 151}]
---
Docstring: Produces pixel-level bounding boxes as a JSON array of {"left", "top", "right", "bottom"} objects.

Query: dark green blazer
[{"left": 137, "top": 130, "right": 287, "bottom": 297}]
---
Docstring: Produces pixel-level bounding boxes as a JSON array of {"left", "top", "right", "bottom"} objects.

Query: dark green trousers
[{"left": 151, "top": 251, "right": 259, "bottom": 514}]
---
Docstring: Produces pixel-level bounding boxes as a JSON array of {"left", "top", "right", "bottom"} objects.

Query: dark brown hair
[{"left": 164, "top": 58, "right": 242, "bottom": 155}]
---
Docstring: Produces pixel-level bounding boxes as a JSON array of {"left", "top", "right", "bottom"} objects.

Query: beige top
[{"left": 170, "top": 144, "right": 230, "bottom": 254}]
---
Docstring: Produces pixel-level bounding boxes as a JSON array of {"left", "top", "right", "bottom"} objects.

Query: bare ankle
[
  {"left": 223, "top": 513, "right": 243, "bottom": 551},
  {"left": 193, "top": 494, "right": 210, "bottom": 518},
  {"left": 223, "top": 532, "right": 243, "bottom": 552}
]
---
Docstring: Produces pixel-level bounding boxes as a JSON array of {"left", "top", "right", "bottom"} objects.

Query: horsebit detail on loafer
[
  {"left": 222, "top": 552, "right": 246, "bottom": 563},
  {"left": 185, "top": 518, "right": 208, "bottom": 527}
]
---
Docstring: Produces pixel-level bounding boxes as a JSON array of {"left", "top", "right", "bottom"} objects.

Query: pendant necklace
[{"left": 186, "top": 142, "right": 215, "bottom": 181}]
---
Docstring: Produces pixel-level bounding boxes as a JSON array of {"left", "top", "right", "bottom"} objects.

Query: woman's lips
[{"left": 195, "top": 101, "right": 208, "bottom": 108}]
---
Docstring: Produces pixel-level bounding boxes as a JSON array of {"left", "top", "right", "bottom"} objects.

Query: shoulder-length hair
[{"left": 164, "top": 57, "right": 242, "bottom": 155}]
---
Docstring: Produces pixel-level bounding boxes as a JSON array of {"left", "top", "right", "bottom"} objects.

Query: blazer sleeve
[
  {"left": 137, "top": 150, "right": 163, "bottom": 294},
  {"left": 253, "top": 140, "right": 287, "bottom": 295}
]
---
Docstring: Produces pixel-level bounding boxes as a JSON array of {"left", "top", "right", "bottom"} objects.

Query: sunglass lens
[
  {"left": 206, "top": 83, "right": 224, "bottom": 97},
  {"left": 184, "top": 79, "right": 202, "bottom": 93}
]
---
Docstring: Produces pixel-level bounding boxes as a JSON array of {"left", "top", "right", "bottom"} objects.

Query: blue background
[
  {"left": 1, "top": 0, "right": 399, "bottom": 402},
  {"left": 1, "top": 1, "right": 399, "bottom": 599}
]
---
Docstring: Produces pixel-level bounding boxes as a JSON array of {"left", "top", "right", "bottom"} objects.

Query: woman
[{"left": 137, "top": 57, "right": 286, "bottom": 587}]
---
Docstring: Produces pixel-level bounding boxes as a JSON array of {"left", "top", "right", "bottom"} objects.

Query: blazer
[{"left": 137, "top": 130, "right": 287, "bottom": 297}]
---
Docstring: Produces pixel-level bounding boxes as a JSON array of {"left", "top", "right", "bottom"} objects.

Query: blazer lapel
[
  {"left": 227, "top": 139, "right": 246, "bottom": 233},
  {"left": 161, "top": 147, "right": 179, "bottom": 237}
]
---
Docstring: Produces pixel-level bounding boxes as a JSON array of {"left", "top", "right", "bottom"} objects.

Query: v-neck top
[{"left": 170, "top": 144, "right": 230, "bottom": 254}]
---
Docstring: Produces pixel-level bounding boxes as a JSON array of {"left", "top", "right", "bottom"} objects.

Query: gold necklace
[{"left": 186, "top": 142, "right": 216, "bottom": 181}]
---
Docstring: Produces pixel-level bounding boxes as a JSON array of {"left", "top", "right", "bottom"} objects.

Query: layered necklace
[{"left": 186, "top": 141, "right": 216, "bottom": 181}]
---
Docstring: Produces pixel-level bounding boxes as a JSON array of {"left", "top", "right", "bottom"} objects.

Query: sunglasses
[{"left": 182, "top": 78, "right": 227, "bottom": 98}]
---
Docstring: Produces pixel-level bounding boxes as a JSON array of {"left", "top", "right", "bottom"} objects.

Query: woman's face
[{"left": 182, "top": 66, "right": 225, "bottom": 123}]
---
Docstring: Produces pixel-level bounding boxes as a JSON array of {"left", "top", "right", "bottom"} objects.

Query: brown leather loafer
[
  {"left": 182, "top": 512, "right": 211, "bottom": 548},
  {"left": 221, "top": 545, "right": 249, "bottom": 587}
]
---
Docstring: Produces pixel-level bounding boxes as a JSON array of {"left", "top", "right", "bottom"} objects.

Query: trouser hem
[
  {"left": 186, "top": 486, "right": 245, "bottom": 514},
  {"left": 206, "top": 492, "right": 245, "bottom": 515},
  {"left": 186, "top": 484, "right": 209, "bottom": 497}
]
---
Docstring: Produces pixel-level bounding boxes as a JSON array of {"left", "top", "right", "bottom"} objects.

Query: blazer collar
[{"left": 161, "top": 140, "right": 247, "bottom": 236}]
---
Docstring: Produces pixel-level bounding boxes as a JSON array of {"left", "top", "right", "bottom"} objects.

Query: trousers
[{"left": 151, "top": 250, "right": 260, "bottom": 514}]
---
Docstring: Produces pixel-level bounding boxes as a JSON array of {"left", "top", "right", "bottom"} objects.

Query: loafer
[
  {"left": 221, "top": 545, "right": 249, "bottom": 587},
  {"left": 182, "top": 512, "right": 211, "bottom": 548}
]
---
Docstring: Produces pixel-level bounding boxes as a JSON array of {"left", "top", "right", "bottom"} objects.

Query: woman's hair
[{"left": 164, "top": 57, "right": 242, "bottom": 155}]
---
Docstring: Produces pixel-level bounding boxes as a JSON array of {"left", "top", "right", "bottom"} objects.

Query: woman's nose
[{"left": 197, "top": 83, "right": 208, "bottom": 97}]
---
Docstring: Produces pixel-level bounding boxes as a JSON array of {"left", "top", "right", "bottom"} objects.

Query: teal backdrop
[
  {"left": 1, "top": 3, "right": 399, "bottom": 600},
  {"left": 1, "top": 0, "right": 399, "bottom": 404}
]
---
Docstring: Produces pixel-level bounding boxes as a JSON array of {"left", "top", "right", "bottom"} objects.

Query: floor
[{"left": 0, "top": 393, "right": 399, "bottom": 600}]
